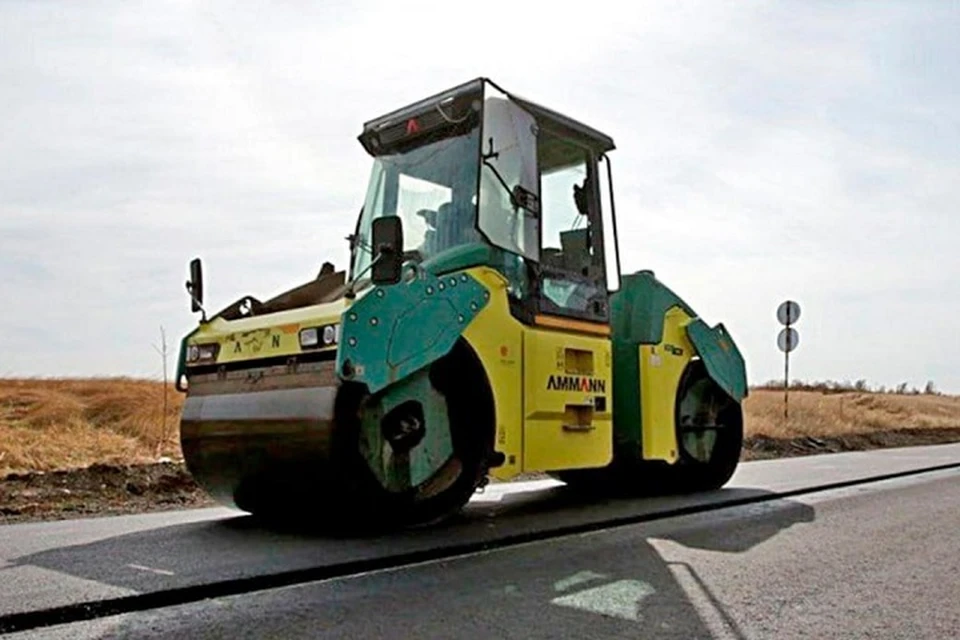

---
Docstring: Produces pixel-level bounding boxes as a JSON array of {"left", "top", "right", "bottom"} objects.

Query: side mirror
[
  {"left": 371, "top": 216, "right": 403, "bottom": 285},
  {"left": 187, "top": 257, "right": 204, "bottom": 312}
]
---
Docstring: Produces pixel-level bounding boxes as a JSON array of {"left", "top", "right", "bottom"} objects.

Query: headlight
[
  {"left": 300, "top": 324, "right": 338, "bottom": 350},
  {"left": 299, "top": 328, "right": 319, "bottom": 348},
  {"left": 186, "top": 342, "right": 219, "bottom": 364}
]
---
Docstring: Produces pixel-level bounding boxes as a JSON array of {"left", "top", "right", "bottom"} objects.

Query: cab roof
[{"left": 360, "top": 77, "right": 616, "bottom": 156}]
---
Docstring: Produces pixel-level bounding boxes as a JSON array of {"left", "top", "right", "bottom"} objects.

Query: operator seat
[
  {"left": 436, "top": 197, "right": 479, "bottom": 251},
  {"left": 417, "top": 208, "right": 439, "bottom": 256}
]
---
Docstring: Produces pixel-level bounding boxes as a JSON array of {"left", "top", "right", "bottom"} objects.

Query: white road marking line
[
  {"left": 127, "top": 563, "right": 175, "bottom": 576},
  {"left": 550, "top": 579, "right": 655, "bottom": 621},
  {"left": 666, "top": 561, "right": 743, "bottom": 639},
  {"left": 553, "top": 570, "right": 609, "bottom": 592},
  {"left": 653, "top": 539, "right": 742, "bottom": 640}
]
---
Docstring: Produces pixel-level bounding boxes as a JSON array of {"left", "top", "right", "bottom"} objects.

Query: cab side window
[{"left": 537, "top": 133, "right": 607, "bottom": 321}]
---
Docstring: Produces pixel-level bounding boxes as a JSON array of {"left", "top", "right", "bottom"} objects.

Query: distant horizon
[{"left": 2, "top": 1, "right": 958, "bottom": 393}]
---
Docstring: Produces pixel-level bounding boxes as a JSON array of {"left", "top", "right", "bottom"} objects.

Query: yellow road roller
[{"left": 175, "top": 78, "right": 748, "bottom": 530}]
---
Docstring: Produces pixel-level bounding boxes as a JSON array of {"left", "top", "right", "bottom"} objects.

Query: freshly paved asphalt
[
  {"left": 2, "top": 444, "right": 960, "bottom": 638},
  {"left": 8, "top": 466, "right": 960, "bottom": 639}
]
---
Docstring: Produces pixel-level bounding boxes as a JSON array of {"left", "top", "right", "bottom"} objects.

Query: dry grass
[
  {"left": 0, "top": 377, "right": 183, "bottom": 476},
  {"left": 744, "top": 389, "right": 960, "bottom": 438},
  {"left": 1, "top": 378, "right": 959, "bottom": 476}
]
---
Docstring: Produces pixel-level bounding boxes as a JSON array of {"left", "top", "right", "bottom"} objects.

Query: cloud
[{"left": 1, "top": 0, "right": 958, "bottom": 392}]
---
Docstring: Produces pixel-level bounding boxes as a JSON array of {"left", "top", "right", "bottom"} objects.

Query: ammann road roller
[{"left": 175, "top": 78, "right": 748, "bottom": 530}]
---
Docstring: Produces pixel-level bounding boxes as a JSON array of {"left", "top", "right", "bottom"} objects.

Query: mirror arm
[
  {"left": 185, "top": 281, "right": 208, "bottom": 323},
  {"left": 344, "top": 251, "right": 385, "bottom": 300}
]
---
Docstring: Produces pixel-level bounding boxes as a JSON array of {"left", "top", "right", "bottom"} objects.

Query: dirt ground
[
  {"left": 0, "top": 461, "right": 214, "bottom": 524},
  {"left": 2, "top": 377, "right": 960, "bottom": 525}
]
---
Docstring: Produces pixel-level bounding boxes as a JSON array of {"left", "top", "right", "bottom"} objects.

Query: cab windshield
[{"left": 351, "top": 126, "right": 481, "bottom": 280}]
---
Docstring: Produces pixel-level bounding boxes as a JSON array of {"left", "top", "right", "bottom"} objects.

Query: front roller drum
[
  {"left": 179, "top": 343, "right": 494, "bottom": 530},
  {"left": 180, "top": 376, "right": 344, "bottom": 520}
]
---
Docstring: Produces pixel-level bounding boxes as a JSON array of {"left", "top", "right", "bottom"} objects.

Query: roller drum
[{"left": 180, "top": 359, "right": 346, "bottom": 517}]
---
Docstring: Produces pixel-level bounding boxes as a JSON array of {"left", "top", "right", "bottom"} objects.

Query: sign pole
[
  {"left": 784, "top": 318, "right": 790, "bottom": 426},
  {"left": 776, "top": 300, "right": 801, "bottom": 431}
]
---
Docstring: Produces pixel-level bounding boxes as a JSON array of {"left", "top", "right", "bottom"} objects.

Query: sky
[{"left": 1, "top": 0, "right": 958, "bottom": 392}]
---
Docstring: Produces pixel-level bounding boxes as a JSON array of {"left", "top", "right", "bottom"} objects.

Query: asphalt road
[
  {"left": 2, "top": 444, "right": 960, "bottom": 638},
  {"left": 8, "top": 466, "right": 960, "bottom": 639}
]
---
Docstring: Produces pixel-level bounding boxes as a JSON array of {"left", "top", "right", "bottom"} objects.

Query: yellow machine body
[{"left": 461, "top": 267, "right": 615, "bottom": 479}]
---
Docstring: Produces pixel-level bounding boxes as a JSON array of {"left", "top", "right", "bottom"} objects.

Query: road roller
[{"left": 174, "top": 77, "right": 749, "bottom": 530}]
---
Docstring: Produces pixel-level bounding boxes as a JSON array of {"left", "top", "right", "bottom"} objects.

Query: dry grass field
[
  {"left": 2, "top": 377, "right": 959, "bottom": 476},
  {"left": 0, "top": 377, "right": 183, "bottom": 476},
  {"left": 745, "top": 387, "right": 960, "bottom": 438}
]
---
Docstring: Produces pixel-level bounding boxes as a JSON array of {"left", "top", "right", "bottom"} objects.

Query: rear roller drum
[
  {"left": 556, "top": 359, "right": 742, "bottom": 497},
  {"left": 669, "top": 359, "right": 743, "bottom": 492}
]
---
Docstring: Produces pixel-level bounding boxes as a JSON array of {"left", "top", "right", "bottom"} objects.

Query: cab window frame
[{"left": 533, "top": 127, "right": 610, "bottom": 324}]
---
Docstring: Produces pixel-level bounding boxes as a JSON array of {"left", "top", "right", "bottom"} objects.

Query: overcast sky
[{"left": 1, "top": 0, "right": 958, "bottom": 392}]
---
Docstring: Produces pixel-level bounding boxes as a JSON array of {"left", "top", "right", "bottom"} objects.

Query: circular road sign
[
  {"left": 777, "top": 300, "right": 801, "bottom": 326},
  {"left": 777, "top": 327, "right": 800, "bottom": 353}
]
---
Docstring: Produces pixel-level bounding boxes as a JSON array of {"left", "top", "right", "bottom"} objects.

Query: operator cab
[{"left": 353, "top": 77, "right": 620, "bottom": 327}]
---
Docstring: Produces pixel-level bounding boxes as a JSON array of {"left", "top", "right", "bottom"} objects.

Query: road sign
[
  {"left": 777, "top": 327, "right": 799, "bottom": 353},
  {"left": 777, "top": 300, "right": 801, "bottom": 326}
]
